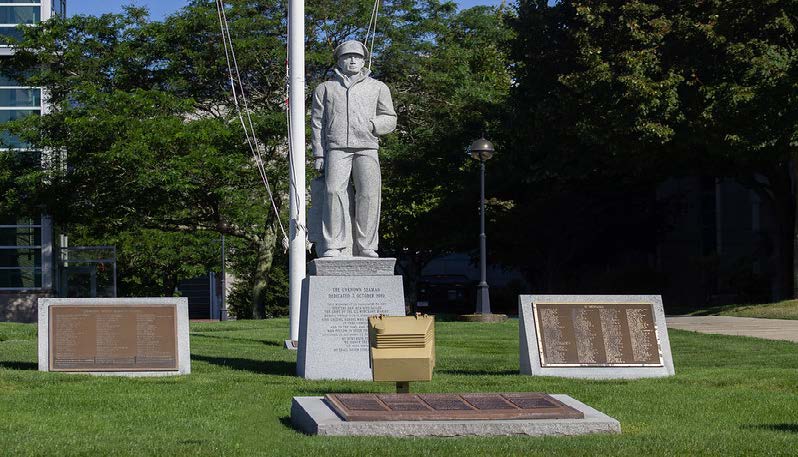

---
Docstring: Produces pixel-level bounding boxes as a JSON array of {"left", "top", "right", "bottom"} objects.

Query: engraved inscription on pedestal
[
  {"left": 324, "top": 393, "right": 584, "bottom": 421},
  {"left": 297, "top": 272, "right": 405, "bottom": 380},
  {"left": 322, "top": 285, "right": 395, "bottom": 355},
  {"left": 533, "top": 303, "right": 663, "bottom": 367},
  {"left": 49, "top": 305, "right": 178, "bottom": 372}
]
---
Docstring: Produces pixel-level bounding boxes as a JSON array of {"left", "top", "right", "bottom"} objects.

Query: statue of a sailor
[{"left": 310, "top": 40, "right": 397, "bottom": 258}]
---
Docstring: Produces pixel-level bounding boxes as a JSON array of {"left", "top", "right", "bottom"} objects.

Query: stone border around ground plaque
[
  {"left": 519, "top": 295, "right": 675, "bottom": 379},
  {"left": 290, "top": 394, "right": 621, "bottom": 437},
  {"left": 38, "top": 298, "right": 191, "bottom": 376}
]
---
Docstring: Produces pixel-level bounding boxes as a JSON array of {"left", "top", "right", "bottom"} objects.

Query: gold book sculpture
[{"left": 368, "top": 314, "right": 435, "bottom": 390}]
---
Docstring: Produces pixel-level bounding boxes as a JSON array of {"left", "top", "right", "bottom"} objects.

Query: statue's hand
[{"left": 314, "top": 158, "right": 325, "bottom": 172}]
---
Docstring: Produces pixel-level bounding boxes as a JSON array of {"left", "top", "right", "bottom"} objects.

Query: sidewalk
[{"left": 666, "top": 316, "right": 798, "bottom": 343}]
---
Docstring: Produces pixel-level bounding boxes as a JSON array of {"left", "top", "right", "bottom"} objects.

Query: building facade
[{"left": 0, "top": 1, "right": 63, "bottom": 321}]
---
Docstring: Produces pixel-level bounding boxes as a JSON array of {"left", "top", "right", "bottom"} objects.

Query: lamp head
[{"left": 468, "top": 137, "right": 495, "bottom": 161}]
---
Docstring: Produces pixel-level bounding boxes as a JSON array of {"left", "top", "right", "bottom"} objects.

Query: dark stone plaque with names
[
  {"left": 534, "top": 303, "right": 663, "bottom": 367},
  {"left": 324, "top": 393, "right": 584, "bottom": 421},
  {"left": 49, "top": 305, "right": 178, "bottom": 372}
]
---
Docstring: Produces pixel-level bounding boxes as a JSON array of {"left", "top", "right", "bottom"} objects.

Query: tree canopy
[
  {"left": 0, "top": 0, "right": 516, "bottom": 315},
  {"left": 1, "top": 0, "right": 795, "bottom": 312},
  {"left": 501, "top": 0, "right": 798, "bottom": 297}
]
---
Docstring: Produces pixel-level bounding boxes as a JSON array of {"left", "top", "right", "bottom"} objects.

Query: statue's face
[{"left": 337, "top": 53, "right": 365, "bottom": 75}]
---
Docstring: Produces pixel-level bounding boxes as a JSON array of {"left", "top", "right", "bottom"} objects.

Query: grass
[
  {"left": 1, "top": 319, "right": 797, "bottom": 456},
  {"left": 687, "top": 299, "right": 798, "bottom": 320}
]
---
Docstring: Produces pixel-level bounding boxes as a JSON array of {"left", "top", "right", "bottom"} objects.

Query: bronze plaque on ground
[
  {"left": 324, "top": 393, "right": 584, "bottom": 421},
  {"left": 534, "top": 303, "right": 663, "bottom": 367},
  {"left": 49, "top": 305, "right": 178, "bottom": 372}
]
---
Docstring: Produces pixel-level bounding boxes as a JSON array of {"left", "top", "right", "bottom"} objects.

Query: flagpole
[{"left": 288, "top": 0, "right": 305, "bottom": 343}]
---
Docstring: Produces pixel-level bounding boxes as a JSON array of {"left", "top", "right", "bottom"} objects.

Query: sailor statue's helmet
[{"left": 333, "top": 40, "right": 369, "bottom": 59}]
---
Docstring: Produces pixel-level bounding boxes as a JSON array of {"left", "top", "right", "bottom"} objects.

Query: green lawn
[
  {"left": 688, "top": 299, "right": 798, "bottom": 320},
  {"left": 1, "top": 319, "right": 797, "bottom": 456}
]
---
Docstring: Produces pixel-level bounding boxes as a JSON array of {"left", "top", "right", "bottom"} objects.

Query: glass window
[
  {"left": 0, "top": 88, "right": 40, "bottom": 107},
  {"left": 0, "top": 27, "right": 23, "bottom": 44},
  {"left": 0, "top": 108, "right": 39, "bottom": 120},
  {"left": 53, "top": 1, "right": 65, "bottom": 18},
  {"left": 0, "top": 214, "right": 34, "bottom": 225},
  {"left": 0, "top": 70, "right": 32, "bottom": 86},
  {"left": 0, "top": 6, "right": 40, "bottom": 24},
  {"left": 0, "top": 108, "right": 39, "bottom": 148},
  {"left": 0, "top": 74, "right": 17, "bottom": 86},
  {"left": 0, "top": 212, "right": 43, "bottom": 289},
  {"left": 0, "top": 247, "right": 41, "bottom": 268},
  {"left": 0, "top": 149, "right": 41, "bottom": 168},
  {"left": 0, "top": 267, "right": 41, "bottom": 289},
  {"left": 0, "top": 226, "right": 41, "bottom": 246},
  {"left": 0, "top": 109, "right": 39, "bottom": 123}
]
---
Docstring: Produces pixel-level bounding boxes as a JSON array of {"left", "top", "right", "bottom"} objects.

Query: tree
[
  {"left": 505, "top": 0, "right": 798, "bottom": 299},
  {"left": 0, "top": 4, "right": 289, "bottom": 317},
  {"left": 0, "top": 0, "right": 519, "bottom": 314},
  {"left": 376, "top": 4, "right": 515, "bottom": 300}
]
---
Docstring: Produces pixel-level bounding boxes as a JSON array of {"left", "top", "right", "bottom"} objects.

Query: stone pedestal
[{"left": 297, "top": 258, "right": 405, "bottom": 380}]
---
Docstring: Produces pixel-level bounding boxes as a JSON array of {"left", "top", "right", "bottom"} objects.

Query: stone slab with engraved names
[
  {"left": 519, "top": 295, "right": 675, "bottom": 379},
  {"left": 38, "top": 298, "right": 191, "bottom": 376},
  {"left": 291, "top": 393, "right": 620, "bottom": 436},
  {"left": 325, "top": 393, "right": 583, "bottom": 421}
]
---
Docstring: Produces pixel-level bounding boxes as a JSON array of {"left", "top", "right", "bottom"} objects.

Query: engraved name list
[
  {"left": 534, "top": 303, "right": 663, "bottom": 367},
  {"left": 49, "top": 305, "right": 178, "bottom": 372}
]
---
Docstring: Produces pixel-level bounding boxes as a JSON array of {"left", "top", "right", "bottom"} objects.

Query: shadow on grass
[
  {"left": 425, "top": 314, "right": 464, "bottom": 322},
  {"left": 279, "top": 416, "right": 300, "bottom": 432},
  {"left": 192, "top": 333, "right": 281, "bottom": 347},
  {"left": 292, "top": 386, "right": 377, "bottom": 395},
  {"left": 687, "top": 304, "right": 747, "bottom": 316},
  {"left": 192, "top": 354, "right": 294, "bottom": 376},
  {"left": 743, "top": 423, "right": 798, "bottom": 433},
  {"left": 177, "top": 439, "right": 210, "bottom": 446},
  {"left": 437, "top": 369, "right": 517, "bottom": 376},
  {"left": 0, "top": 361, "right": 37, "bottom": 370}
]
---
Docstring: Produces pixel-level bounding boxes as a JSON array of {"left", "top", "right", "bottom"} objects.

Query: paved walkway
[{"left": 666, "top": 316, "right": 798, "bottom": 343}]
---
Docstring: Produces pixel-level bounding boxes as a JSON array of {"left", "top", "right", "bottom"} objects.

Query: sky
[{"left": 69, "top": 1, "right": 509, "bottom": 21}]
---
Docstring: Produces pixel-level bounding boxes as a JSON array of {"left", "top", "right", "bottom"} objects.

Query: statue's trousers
[{"left": 323, "top": 148, "right": 380, "bottom": 252}]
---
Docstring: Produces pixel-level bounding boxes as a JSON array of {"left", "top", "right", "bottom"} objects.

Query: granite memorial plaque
[
  {"left": 324, "top": 393, "right": 584, "bottom": 421},
  {"left": 520, "top": 295, "right": 675, "bottom": 379},
  {"left": 49, "top": 305, "right": 178, "bottom": 372},
  {"left": 38, "top": 298, "right": 191, "bottom": 376}
]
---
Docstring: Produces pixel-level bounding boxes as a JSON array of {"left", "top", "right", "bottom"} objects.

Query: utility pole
[{"left": 288, "top": 0, "right": 306, "bottom": 343}]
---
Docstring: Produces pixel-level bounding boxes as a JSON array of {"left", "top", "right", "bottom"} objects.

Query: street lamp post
[{"left": 468, "top": 138, "right": 495, "bottom": 315}]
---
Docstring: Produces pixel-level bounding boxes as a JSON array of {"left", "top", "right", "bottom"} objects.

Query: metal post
[
  {"left": 396, "top": 381, "right": 410, "bottom": 394},
  {"left": 112, "top": 246, "right": 117, "bottom": 298},
  {"left": 476, "top": 159, "right": 491, "bottom": 314},
  {"left": 288, "top": 0, "right": 306, "bottom": 342},
  {"left": 209, "top": 271, "right": 216, "bottom": 319},
  {"left": 41, "top": 215, "right": 53, "bottom": 291},
  {"left": 221, "top": 234, "right": 227, "bottom": 320}
]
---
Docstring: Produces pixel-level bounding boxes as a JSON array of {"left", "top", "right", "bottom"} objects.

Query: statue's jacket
[{"left": 311, "top": 68, "right": 397, "bottom": 158}]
